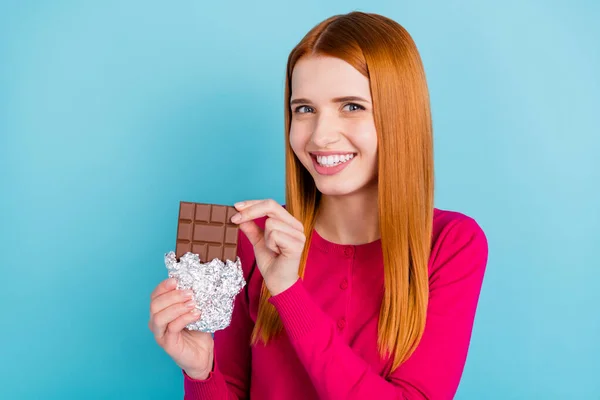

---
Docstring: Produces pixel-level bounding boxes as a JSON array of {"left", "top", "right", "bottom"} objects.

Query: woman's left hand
[{"left": 230, "top": 199, "right": 306, "bottom": 296}]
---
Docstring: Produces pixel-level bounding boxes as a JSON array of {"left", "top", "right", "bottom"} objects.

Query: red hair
[{"left": 251, "top": 11, "right": 434, "bottom": 371}]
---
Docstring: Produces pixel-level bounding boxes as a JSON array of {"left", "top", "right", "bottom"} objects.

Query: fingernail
[
  {"left": 191, "top": 309, "right": 201, "bottom": 316},
  {"left": 185, "top": 299, "right": 195, "bottom": 308},
  {"left": 234, "top": 201, "right": 245, "bottom": 209},
  {"left": 231, "top": 213, "right": 241, "bottom": 223}
]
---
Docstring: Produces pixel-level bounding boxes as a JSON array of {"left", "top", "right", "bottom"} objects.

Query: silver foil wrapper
[{"left": 164, "top": 251, "right": 246, "bottom": 333}]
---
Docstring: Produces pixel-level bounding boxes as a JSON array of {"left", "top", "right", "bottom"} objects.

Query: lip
[
  {"left": 309, "top": 152, "right": 357, "bottom": 176},
  {"left": 309, "top": 151, "right": 356, "bottom": 156}
]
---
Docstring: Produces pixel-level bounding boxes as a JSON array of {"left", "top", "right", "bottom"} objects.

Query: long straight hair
[{"left": 251, "top": 11, "right": 434, "bottom": 371}]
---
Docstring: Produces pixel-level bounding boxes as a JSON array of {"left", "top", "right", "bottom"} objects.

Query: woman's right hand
[{"left": 148, "top": 277, "right": 214, "bottom": 380}]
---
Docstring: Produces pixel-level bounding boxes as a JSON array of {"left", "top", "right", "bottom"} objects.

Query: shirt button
[
  {"left": 337, "top": 318, "right": 346, "bottom": 330},
  {"left": 343, "top": 247, "right": 354, "bottom": 257},
  {"left": 340, "top": 279, "right": 348, "bottom": 290}
]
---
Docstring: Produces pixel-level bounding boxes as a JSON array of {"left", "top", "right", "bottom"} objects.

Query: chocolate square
[{"left": 175, "top": 201, "right": 239, "bottom": 262}]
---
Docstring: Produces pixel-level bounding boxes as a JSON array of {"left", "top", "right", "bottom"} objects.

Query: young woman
[{"left": 149, "top": 11, "right": 488, "bottom": 399}]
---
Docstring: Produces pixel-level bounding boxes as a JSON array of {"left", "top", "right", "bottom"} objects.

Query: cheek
[
  {"left": 347, "top": 120, "right": 378, "bottom": 156},
  {"left": 289, "top": 123, "right": 310, "bottom": 158}
]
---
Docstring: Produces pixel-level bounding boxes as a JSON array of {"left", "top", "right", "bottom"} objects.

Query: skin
[
  {"left": 148, "top": 55, "right": 380, "bottom": 380},
  {"left": 287, "top": 55, "right": 380, "bottom": 246}
]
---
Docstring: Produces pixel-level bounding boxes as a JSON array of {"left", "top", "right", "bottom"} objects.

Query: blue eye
[
  {"left": 294, "top": 105, "right": 314, "bottom": 113},
  {"left": 343, "top": 103, "right": 365, "bottom": 112}
]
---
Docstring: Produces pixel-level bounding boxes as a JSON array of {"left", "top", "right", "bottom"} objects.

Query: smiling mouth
[{"left": 310, "top": 152, "right": 357, "bottom": 168}]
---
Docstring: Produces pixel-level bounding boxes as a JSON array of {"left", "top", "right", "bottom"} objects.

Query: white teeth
[{"left": 315, "top": 153, "right": 355, "bottom": 167}]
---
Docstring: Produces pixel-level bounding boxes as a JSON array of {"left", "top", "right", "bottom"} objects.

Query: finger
[
  {"left": 150, "top": 277, "right": 177, "bottom": 300},
  {"left": 233, "top": 200, "right": 263, "bottom": 211},
  {"left": 265, "top": 229, "right": 305, "bottom": 258},
  {"left": 237, "top": 219, "right": 265, "bottom": 247},
  {"left": 265, "top": 217, "right": 306, "bottom": 243},
  {"left": 238, "top": 220, "right": 277, "bottom": 266},
  {"left": 150, "top": 287, "right": 194, "bottom": 316},
  {"left": 166, "top": 308, "right": 202, "bottom": 335},
  {"left": 232, "top": 199, "right": 303, "bottom": 232},
  {"left": 150, "top": 298, "right": 197, "bottom": 339}
]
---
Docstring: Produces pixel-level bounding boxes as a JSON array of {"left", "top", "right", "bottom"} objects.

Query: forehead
[{"left": 290, "top": 55, "right": 371, "bottom": 100}]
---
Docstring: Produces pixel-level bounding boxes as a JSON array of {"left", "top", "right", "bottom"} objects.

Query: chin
[{"left": 314, "top": 180, "right": 363, "bottom": 197}]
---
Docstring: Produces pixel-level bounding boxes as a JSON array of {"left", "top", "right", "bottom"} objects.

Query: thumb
[{"left": 238, "top": 220, "right": 267, "bottom": 253}]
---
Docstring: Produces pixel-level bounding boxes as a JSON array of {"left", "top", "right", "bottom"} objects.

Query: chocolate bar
[{"left": 176, "top": 201, "right": 239, "bottom": 262}]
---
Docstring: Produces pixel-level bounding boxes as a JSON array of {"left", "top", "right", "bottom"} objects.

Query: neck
[{"left": 314, "top": 182, "right": 380, "bottom": 245}]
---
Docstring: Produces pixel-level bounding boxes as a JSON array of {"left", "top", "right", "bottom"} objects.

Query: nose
[{"left": 310, "top": 114, "right": 341, "bottom": 148}]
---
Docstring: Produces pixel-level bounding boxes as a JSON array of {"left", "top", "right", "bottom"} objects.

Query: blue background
[{"left": 1, "top": 1, "right": 599, "bottom": 398}]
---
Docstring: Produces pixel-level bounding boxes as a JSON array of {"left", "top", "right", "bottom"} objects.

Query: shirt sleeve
[
  {"left": 268, "top": 217, "right": 489, "bottom": 400},
  {"left": 182, "top": 229, "right": 256, "bottom": 399}
]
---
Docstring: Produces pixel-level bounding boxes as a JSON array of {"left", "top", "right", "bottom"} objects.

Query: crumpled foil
[{"left": 164, "top": 251, "right": 246, "bottom": 333}]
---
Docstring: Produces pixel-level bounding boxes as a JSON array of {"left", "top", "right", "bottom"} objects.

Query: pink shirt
[{"left": 183, "top": 207, "right": 488, "bottom": 399}]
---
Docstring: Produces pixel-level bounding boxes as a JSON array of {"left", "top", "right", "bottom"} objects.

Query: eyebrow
[{"left": 289, "top": 96, "right": 371, "bottom": 106}]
